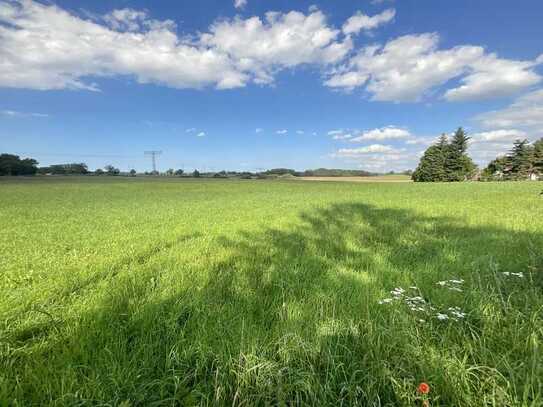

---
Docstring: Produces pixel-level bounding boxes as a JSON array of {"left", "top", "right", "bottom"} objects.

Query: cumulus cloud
[
  {"left": 335, "top": 144, "right": 399, "bottom": 156},
  {"left": 332, "top": 144, "right": 419, "bottom": 172},
  {"left": 0, "top": 1, "right": 352, "bottom": 91},
  {"left": 470, "top": 129, "right": 527, "bottom": 143},
  {"left": 255, "top": 128, "right": 263, "bottom": 133},
  {"left": 325, "top": 33, "right": 542, "bottom": 102},
  {"left": 350, "top": 126, "right": 411, "bottom": 142},
  {"left": 1, "top": 0, "right": 539, "bottom": 107},
  {"left": 276, "top": 129, "right": 288, "bottom": 134},
  {"left": 234, "top": 0, "right": 247, "bottom": 10},
  {"left": 196, "top": 132, "right": 206, "bottom": 137},
  {"left": 476, "top": 89, "right": 543, "bottom": 130},
  {"left": 342, "top": 9, "right": 395, "bottom": 35}
]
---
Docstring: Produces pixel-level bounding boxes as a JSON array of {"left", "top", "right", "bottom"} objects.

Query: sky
[{"left": 1, "top": 0, "right": 542, "bottom": 173}]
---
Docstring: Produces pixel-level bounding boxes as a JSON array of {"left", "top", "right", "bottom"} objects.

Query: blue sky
[{"left": 1, "top": 0, "right": 542, "bottom": 172}]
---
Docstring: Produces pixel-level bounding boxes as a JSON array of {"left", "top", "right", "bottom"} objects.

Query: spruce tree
[
  {"left": 412, "top": 134, "right": 448, "bottom": 182},
  {"left": 508, "top": 139, "right": 532, "bottom": 179},
  {"left": 532, "top": 138, "right": 543, "bottom": 174},
  {"left": 445, "top": 127, "right": 476, "bottom": 181}
]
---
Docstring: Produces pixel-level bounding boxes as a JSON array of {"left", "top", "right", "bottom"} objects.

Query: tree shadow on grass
[{"left": 2, "top": 203, "right": 542, "bottom": 406}]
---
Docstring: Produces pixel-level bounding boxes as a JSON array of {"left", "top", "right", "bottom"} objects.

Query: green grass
[{"left": 1, "top": 177, "right": 542, "bottom": 406}]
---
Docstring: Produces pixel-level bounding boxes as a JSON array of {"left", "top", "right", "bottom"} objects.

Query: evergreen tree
[
  {"left": 507, "top": 139, "right": 532, "bottom": 179},
  {"left": 532, "top": 138, "right": 543, "bottom": 174},
  {"left": 482, "top": 156, "right": 510, "bottom": 180},
  {"left": 445, "top": 127, "right": 476, "bottom": 181},
  {"left": 412, "top": 134, "right": 448, "bottom": 182}
]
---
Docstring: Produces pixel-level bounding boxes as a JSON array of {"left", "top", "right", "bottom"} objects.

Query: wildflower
[
  {"left": 501, "top": 272, "right": 524, "bottom": 278},
  {"left": 391, "top": 287, "right": 405, "bottom": 296},
  {"left": 436, "top": 313, "right": 449, "bottom": 321},
  {"left": 378, "top": 298, "right": 394, "bottom": 305},
  {"left": 417, "top": 382, "right": 430, "bottom": 394}
]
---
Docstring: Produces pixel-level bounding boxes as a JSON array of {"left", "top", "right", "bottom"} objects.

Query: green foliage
[
  {"left": 39, "top": 163, "right": 88, "bottom": 175},
  {"left": 413, "top": 129, "right": 477, "bottom": 182},
  {"left": 174, "top": 169, "right": 184, "bottom": 176},
  {"left": 533, "top": 139, "right": 543, "bottom": 173},
  {"left": 104, "top": 165, "right": 120, "bottom": 176},
  {"left": 0, "top": 178, "right": 542, "bottom": 405},
  {"left": 192, "top": 169, "right": 200, "bottom": 177},
  {"left": 483, "top": 137, "right": 542, "bottom": 181},
  {"left": 508, "top": 139, "right": 533, "bottom": 179},
  {"left": 0, "top": 153, "right": 38, "bottom": 176},
  {"left": 129, "top": 169, "right": 137, "bottom": 176}
]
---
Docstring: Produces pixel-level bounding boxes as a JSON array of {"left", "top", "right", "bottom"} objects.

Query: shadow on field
[{"left": 4, "top": 203, "right": 543, "bottom": 405}]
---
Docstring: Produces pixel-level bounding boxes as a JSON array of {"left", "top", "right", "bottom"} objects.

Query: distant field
[
  {"left": 1, "top": 177, "right": 542, "bottom": 405},
  {"left": 300, "top": 174, "right": 412, "bottom": 182}
]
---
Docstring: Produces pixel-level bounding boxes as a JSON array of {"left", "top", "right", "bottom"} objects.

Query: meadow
[{"left": 0, "top": 177, "right": 542, "bottom": 406}]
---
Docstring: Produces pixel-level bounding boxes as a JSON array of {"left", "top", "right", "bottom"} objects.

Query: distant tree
[
  {"left": 166, "top": 168, "right": 174, "bottom": 176},
  {"left": 445, "top": 128, "right": 476, "bottom": 181},
  {"left": 264, "top": 168, "right": 297, "bottom": 176},
  {"left": 174, "top": 169, "right": 184, "bottom": 176},
  {"left": 39, "top": 163, "right": 88, "bottom": 175},
  {"left": 506, "top": 139, "right": 533, "bottom": 179},
  {"left": 412, "top": 134, "right": 448, "bottom": 182},
  {"left": 104, "top": 165, "right": 120, "bottom": 176},
  {"left": 95, "top": 168, "right": 104, "bottom": 175},
  {"left": 192, "top": 169, "right": 200, "bottom": 178},
  {"left": 0, "top": 154, "right": 38, "bottom": 176},
  {"left": 482, "top": 156, "right": 510, "bottom": 180},
  {"left": 129, "top": 169, "right": 137, "bottom": 176},
  {"left": 532, "top": 138, "right": 543, "bottom": 174}
]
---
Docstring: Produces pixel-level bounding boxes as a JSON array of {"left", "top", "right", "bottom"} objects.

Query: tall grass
[{"left": 0, "top": 178, "right": 542, "bottom": 405}]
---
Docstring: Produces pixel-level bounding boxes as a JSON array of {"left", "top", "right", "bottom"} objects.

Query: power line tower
[{"left": 144, "top": 151, "right": 162, "bottom": 174}]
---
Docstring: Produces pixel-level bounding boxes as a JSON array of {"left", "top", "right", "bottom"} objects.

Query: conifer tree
[
  {"left": 532, "top": 138, "right": 543, "bottom": 174},
  {"left": 412, "top": 134, "right": 448, "bottom": 182},
  {"left": 445, "top": 127, "right": 476, "bottom": 181},
  {"left": 507, "top": 139, "right": 533, "bottom": 179}
]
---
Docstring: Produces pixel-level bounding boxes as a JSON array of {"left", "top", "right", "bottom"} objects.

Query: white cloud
[
  {"left": 470, "top": 129, "right": 527, "bottom": 143},
  {"left": 335, "top": 144, "right": 399, "bottom": 157},
  {"left": 476, "top": 89, "right": 543, "bottom": 130},
  {"left": 296, "top": 130, "right": 305, "bottom": 134},
  {"left": 342, "top": 9, "right": 395, "bottom": 36},
  {"left": 325, "top": 33, "right": 542, "bottom": 102},
  {"left": 350, "top": 126, "right": 410, "bottom": 142},
  {"left": 333, "top": 133, "right": 353, "bottom": 140},
  {"left": 255, "top": 128, "right": 263, "bottom": 133},
  {"left": 0, "top": 109, "right": 49, "bottom": 118},
  {"left": 444, "top": 55, "right": 542, "bottom": 101},
  {"left": 276, "top": 129, "right": 288, "bottom": 135},
  {"left": 0, "top": 1, "right": 352, "bottom": 91},
  {"left": 186, "top": 128, "right": 197, "bottom": 133},
  {"left": 196, "top": 131, "right": 206, "bottom": 137},
  {"left": 234, "top": 0, "right": 247, "bottom": 10},
  {"left": 371, "top": 0, "right": 394, "bottom": 4}
]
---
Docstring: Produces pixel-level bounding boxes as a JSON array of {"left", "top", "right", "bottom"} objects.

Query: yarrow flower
[{"left": 501, "top": 272, "right": 524, "bottom": 278}]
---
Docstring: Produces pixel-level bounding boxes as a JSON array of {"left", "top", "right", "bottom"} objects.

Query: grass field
[
  {"left": 299, "top": 175, "right": 412, "bottom": 182},
  {"left": 1, "top": 177, "right": 542, "bottom": 406}
]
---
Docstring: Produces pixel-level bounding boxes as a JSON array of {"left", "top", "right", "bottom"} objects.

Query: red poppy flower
[{"left": 418, "top": 382, "right": 430, "bottom": 394}]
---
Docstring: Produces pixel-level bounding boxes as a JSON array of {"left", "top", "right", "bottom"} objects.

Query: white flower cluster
[
  {"left": 436, "top": 279, "right": 464, "bottom": 292},
  {"left": 378, "top": 284, "right": 467, "bottom": 322},
  {"left": 501, "top": 272, "right": 524, "bottom": 278}
]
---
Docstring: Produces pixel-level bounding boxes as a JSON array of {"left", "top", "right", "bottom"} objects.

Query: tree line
[{"left": 412, "top": 128, "right": 542, "bottom": 182}]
